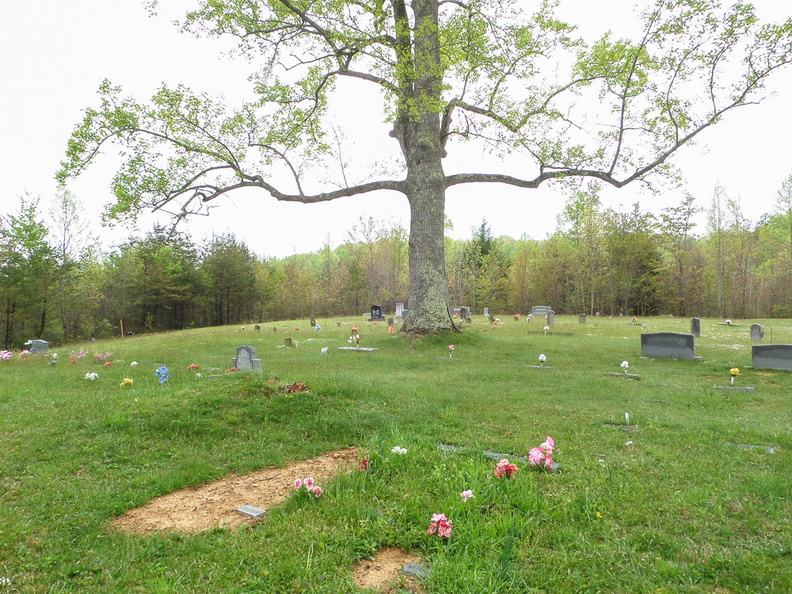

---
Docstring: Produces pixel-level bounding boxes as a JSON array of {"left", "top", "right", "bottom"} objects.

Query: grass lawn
[{"left": 0, "top": 315, "right": 790, "bottom": 592}]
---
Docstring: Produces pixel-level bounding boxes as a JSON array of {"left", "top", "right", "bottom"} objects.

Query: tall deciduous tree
[{"left": 58, "top": 0, "right": 792, "bottom": 331}]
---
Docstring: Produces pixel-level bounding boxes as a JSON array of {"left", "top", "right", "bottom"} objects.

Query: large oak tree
[{"left": 59, "top": 0, "right": 792, "bottom": 331}]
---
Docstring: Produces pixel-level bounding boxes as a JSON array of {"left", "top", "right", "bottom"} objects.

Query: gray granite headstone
[
  {"left": 750, "top": 323, "right": 763, "bottom": 342},
  {"left": 237, "top": 505, "right": 265, "bottom": 518},
  {"left": 387, "top": 317, "right": 394, "bottom": 327},
  {"left": 690, "top": 317, "right": 701, "bottom": 337},
  {"left": 310, "top": 314, "right": 316, "bottom": 327},
  {"left": 641, "top": 332, "right": 696, "bottom": 360},
  {"left": 395, "top": 302, "right": 404, "bottom": 317},
  {"left": 27, "top": 339, "right": 49, "bottom": 353},
  {"left": 546, "top": 310, "right": 555, "bottom": 326},
  {"left": 483, "top": 307, "right": 489, "bottom": 317},
  {"left": 752, "top": 344, "right": 792, "bottom": 371},
  {"left": 233, "top": 345, "right": 262, "bottom": 371},
  {"left": 579, "top": 313, "right": 586, "bottom": 324},
  {"left": 531, "top": 305, "right": 552, "bottom": 317}
]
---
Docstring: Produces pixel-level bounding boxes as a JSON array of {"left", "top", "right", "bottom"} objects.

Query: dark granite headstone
[
  {"left": 641, "top": 332, "right": 696, "bottom": 360},
  {"left": 370, "top": 305, "right": 384, "bottom": 320}
]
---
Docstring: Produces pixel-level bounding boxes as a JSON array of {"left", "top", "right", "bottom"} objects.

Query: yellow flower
[
  {"left": 120, "top": 378, "right": 134, "bottom": 387},
  {"left": 596, "top": 512, "right": 603, "bottom": 519},
  {"left": 730, "top": 368, "right": 740, "bottom": 377}
]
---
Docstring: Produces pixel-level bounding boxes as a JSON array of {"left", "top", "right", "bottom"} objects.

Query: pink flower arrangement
[
  {"left": 460, "top": 489, "right": 474, "bottom": 502},
  {"left": 104, "top": 361, "right": 112, "bottom": 367},
  {"left": 495, "top": 458, "right": 520, "bottom": 479},
  {"left": 294, "top": 476, "right": 323, "bottom": 497},
  {"left": 0, "top": 350, "right": 12, "bottom": 361},
  {"left": 426, "top": 513, "right": 453, "bottom": 538},
  {"left": 528, "top": 436, "right": 556, "bottom": 470}
]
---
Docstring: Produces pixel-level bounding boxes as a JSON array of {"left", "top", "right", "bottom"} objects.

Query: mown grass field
[{"left": 1, "top": 315, "right": 790, "bottom": 592}]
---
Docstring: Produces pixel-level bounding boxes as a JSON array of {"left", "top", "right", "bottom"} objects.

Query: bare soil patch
[
  {"left": 110, "top": 447, "right": 359, "bottom": 534},
  {"left": 351, "top": 548, "right": 426, "bottom": 593}
]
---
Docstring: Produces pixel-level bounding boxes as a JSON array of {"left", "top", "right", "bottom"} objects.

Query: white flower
[
  {"left": 84, "top": 372, "right": 99, "bottom": 380},
  {"left": 195, "top": 373, "right": 203, "bottom": 378},
  {"left": 51, "top": 353, "right": 58, "bottom": 359},
  {"left": 390, "top": 446, "right": 407, "bottom": 455},
  {"left": 321, "top": 347, "right": 328, "bottom": 354},
  {"left": 538, "top": 354, "right": 547, "bottom": 363},
  {"left": 130, "top": 361, "right": 138, "bottom": 367},
  {"left": 620, "top": 361, "right": 629, "bottom": 370}
]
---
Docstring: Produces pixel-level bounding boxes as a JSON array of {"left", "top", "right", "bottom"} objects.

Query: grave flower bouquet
[
  {"left": 494, "top": 458, "right": 520, "bottom": 479},
  {"left": 620, "top": 360, "right": 630, "bottom": 374},
  {"left": 448, "top": 344, "right": 455, "bottom": 358},
  {"left": 426, "top": 513, "right": 453, "bottom": 538},
  {"left": 294, "top": 477, "right": 323, "bottom": 498},
  {"left": 528, "top": 436, "right": 556, "bottom": 470},
  {"left": 730, "top": 367, "right": 740, "bottom": 385},
  {"left": 0, "top": 350, "right": 12, "bottom": 361},
  {"left": 155, "top": 366, "right": 171, "bottom": 384}
]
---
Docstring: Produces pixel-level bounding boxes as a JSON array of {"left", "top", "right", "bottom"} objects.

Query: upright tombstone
[
  {"left": 233, "top": 345, "right": 262, "bottom": 371},
  {"left": 483, "top": 307, "right": 489, "bottom": 318},
  {"left": 752, "top": 344, "right": 792, "bottom": 371},
  {"left": 579, "top": 313, "right": 587, "bottom": 324},
  {"left": 387, "top": 317, "right": 395, "bottom": 327},
  {"left": 531, "top": 305, "right": 552, "bottom": 317},
  {"left": 546, "top": 310, "right": 555, "bottom": 326},
  {"left": 690, "top": 317, "right": 701, "bottom": 337},
  {"left": 395, "top": 302, "right": 405, "bottom": 318},
  {"left": 750, "top": 323, "right": 763, "bottom": 342},
  {"left": 27, "top": 339, "right": 49, "bottom": 353},
  {"left": 459, "top": 306, "right": 470, "bottom": 319},
  {"left": 370, "top": 305, "right": 384, "bottom": 320},
  {"left": 309, "top": 315, "right": 316, "bottom": 327},
  {"left": 641, "top": 332, "right": 697, "bottom": 360}
]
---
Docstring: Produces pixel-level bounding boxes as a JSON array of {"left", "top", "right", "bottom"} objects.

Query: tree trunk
[{"left": 404, "top": 169, "right": 451, "bottom": 331}]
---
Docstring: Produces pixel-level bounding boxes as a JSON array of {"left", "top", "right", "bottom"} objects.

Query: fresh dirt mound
[
  {"left": 110, "top": 448, "right": 359, "bottom": 534},
  {"left": 352, "top": 548, "right": 426, "bottom": 593}
]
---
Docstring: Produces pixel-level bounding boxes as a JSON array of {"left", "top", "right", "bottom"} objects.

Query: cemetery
[{"left": 0, "top": 314, "right": 789, "bottom": 591}]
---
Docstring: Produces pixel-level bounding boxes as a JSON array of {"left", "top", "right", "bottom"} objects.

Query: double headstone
[
  {"left": 233, "top": 345, "right": 262, "bottom": 371},
  {"left": 641, "top": 332, "right": 697, "bottom": 360},
  {"left": 531, "top": 305, "right": 552, "bottom": 317},
  {"left": 752, "top": 344, "right": 792, "bottom": 371}
]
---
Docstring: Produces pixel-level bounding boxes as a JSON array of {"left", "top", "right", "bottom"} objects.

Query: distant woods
[{"left": 3, "top": 179, "right": 792, "bottom": 348}]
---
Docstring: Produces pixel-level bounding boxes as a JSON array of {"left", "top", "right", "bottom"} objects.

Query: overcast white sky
[{"left": 1, "top": 0, "right": 790, "bottom": 258}]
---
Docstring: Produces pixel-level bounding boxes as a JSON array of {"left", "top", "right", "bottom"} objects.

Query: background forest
[{"left": 4, "top": 176, "right": 792, "bottom": 349}]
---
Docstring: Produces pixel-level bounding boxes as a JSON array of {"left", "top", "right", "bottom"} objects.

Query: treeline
[{"left": 3, "top": 178, "right": 792, "bottom": 348}]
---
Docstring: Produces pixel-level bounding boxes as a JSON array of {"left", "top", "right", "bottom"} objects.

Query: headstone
[
  {"left": 285, "top": 337, "right": 293, "bottom": 348},
  {"left": 233, "top": 345, "right": 262, "bottom": 371},
  {"left": 387, "top": 317, "right": 394, "bottom": 327},
  {"left": 27, "top": 339, "right": 49, "bottom": 353},
  {"left": 752, "top": 344, "right": 792, "bottom": 371},
  {"left": 546, "top": 310, "right": 555, "bottom": 326},
  {"left": 237, "top": 505, "right": 265, "bottom": 519},
  {"left": 579, "top": 313, "right": 586, "bottom": 324},
  {"left": 395, "top": 302, "right": 405, "bottom": 317},
  {"left": 370, "top": 305, "right": 384, "bottom": 320},
  {"left": 690, "top": 317, "right": 701, "bottom": 337},
  {"left": 531, "top": 305, "right": 552, "bottom": 317},
  {"left": 483, "top": 307, "right": 489, "bottom": 317},
  {"left": 310, "top": 315, "right": 316, "bottom": 327},
  {"left": 641, "top": 332, "right": 697, "bottom": 360},
  {"left": 750, "top": 323, "right": 763, "bottom": 342},
  {"left": 451, "top": 306, "right": 470, "bottom": 318}
]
